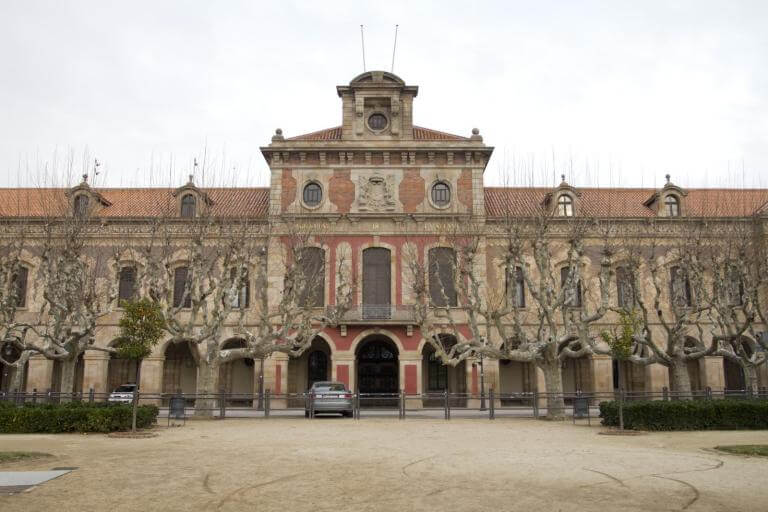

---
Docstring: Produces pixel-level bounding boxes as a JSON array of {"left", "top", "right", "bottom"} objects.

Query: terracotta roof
[
  {"left": 284, "top": 125, "right": 469, "bottom": 142},
  {"left": 285, "top": 126, "right": 342, "bottom": 141},
  {"left": 484, "top": 187, "right": 768, "bottom": 218},
  {"left": 0, "top": 188, "right": 270, "bottom": 218},
  {"left": 412, "top": 126, "right": 470, "bottom": 141}
]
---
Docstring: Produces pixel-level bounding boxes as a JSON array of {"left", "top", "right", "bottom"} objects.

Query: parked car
[
  {"left": 108, "top": 383, "right": 137, "bottom": 404},
  {"left": 305, "top": 381, "right": 353, "bottom": 417}
]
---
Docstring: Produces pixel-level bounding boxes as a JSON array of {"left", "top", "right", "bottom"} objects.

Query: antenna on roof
[
  {"left": 391, "top": 24, "right": 399, "bottom": 73},
  {"left": 360, "top": 25, "right": 367, "bottom": 72},
  {"left": 93, "top": 158, "right": 100, "bottom": 178}
]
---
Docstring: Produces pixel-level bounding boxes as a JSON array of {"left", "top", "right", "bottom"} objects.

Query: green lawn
[
  {"left": 715, "top": 445, "right": 768, "bottom": 457},
  {"left": 0, "top": 451, "right": 53, "bottom": 464}
]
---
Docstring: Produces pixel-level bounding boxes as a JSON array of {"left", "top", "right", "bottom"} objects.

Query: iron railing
[
  {"left": 329, "top": 304, "right": 415, "bottom": 322},
  {"left": 2, "top": 387, "right": 766, "bottom": 421}
]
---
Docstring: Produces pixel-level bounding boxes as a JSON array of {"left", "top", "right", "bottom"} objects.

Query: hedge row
[
  {"left": 0, "top": 402, "right": 159, "bottom": 433},
  {"left": 599, "top": 399, "right": 768, "bottom": 430}
]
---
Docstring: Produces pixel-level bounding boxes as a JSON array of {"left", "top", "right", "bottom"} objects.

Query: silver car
[
  {"left": 305, "top": 381, "right": 353, "bottom": 417},
  {"left": 108, "top": 383, "right": 137, "bottom": 404}
]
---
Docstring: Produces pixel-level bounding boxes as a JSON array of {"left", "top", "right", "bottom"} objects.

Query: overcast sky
[{"left": 1, "top": 1, "right": 766, "bottom": 189}]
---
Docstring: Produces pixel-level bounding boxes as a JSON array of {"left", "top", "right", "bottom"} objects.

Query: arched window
[
  {"left": 670, "top": 266, "right": 692, "bottom": 307},
  {"left": 506, "top": 265, "right": 525, "bottom": 307},
  {"left": 307, "top": 350, "right": 328, "bottom": 386},
  {"left": 427, "top": 351, "right": 448, "bottom": 391},
  {"left": 173, "top": 266, "right": 192, "bottom": 308},
  {"left": 431, "top": 182, "right": 451, "bottom": 207},
  {"left": 118, "top": 266, "right": 137, "bottom": 304},
  {"left": 302, "top": 182, "right": 322, "bottom": 207},
  {"left": 297, "top": 247, "right": 324, "bottom": 307},
  {"left": 74, "top": 195, "right": 89, "bottom": 218},
  {"left": 429, "top": 247, "right": 457, "bottom": 307},
  {"left": 13, "top": 266, "right": 28, "bottom": 308},
  {"left": 229, "top": 267, "right": 250, "bottom": 309},
  {"left": 616, "top": 266, "right": 635, "bottom": 309},
  {"left": 664, "top": 195, "right": 680, "bottom": 217},
  {"left": 561, "top": 266, "right": 582, "bottom": 307},
  {"left": 180, "top": 194, "right": 196, "bottom": 218},
  {"left": 556, "top": 194, "right": 573, "bottom": 217}
]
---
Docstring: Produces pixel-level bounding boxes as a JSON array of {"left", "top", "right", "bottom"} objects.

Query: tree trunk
[
  {"left": 132, "top": 360, "right": 142, "bottom": 432},
  {"left": 541, "top": 361, "right": 565, "bottom": 420},
  {"left": 195, "top": 358, "right": 219, "bottom": 417},
  {"left": 669, "top": 360, "right": 693, "bottom": 400},
  {"left": 58, "top": 357, "right": 79, "bottom": 402},
  {"left": 744, "top": 365, "right": 759, "bottom": 395},
  {"left": 10, "top": 364, "right": 25, "bottom": 393}
]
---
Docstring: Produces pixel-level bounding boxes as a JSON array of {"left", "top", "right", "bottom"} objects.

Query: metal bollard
[
  {"left": 662, "top": 386, "right": 669, "bottom": 401},
  {"left": 398, "top": 390, "right": 404, "bottom": 420},
  {"left": 309, "top": 392, "right": 315, "bottom": 419},
  {"left": 219, "top": 389, "right": 226, "bottom": 419},
  {"left": 489, "top": 388, "right": 495, "bottom": 420},
  {"left": 88, "top": 388, "right": 94, "bottom": 403},
  {"left": 264, "top": 389, "right": 271, "bottom": 417},
  {"left": 533, "top": 391, "right": 539, "bottom": 418},
  {"left": 444, "top": 390, "right": 450, "bottom": 420},
  {"left": 32, "top": 388, "right": 37, "bottom": 404}
]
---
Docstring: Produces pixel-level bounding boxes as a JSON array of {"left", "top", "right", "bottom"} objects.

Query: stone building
[{"left": 1, "top": 71, "right": 767, "bottom": 402}]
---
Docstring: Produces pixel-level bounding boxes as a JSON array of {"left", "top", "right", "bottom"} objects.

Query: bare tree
[{"left": 404, "top": 211, "right": 613, "bottom": 420}]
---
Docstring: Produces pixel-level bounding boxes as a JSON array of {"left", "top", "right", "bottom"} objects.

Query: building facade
[{"left": 2, "top": 71, "right": 767, "bottom": 402}]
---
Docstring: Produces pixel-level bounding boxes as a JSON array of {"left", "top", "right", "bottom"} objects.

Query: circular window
[
  {"left": 431, "top": 181, "right": 451, "bottom": 207},
  {"left": 367, "top": 113, "right": 388, "bottom": 131},
  {"left": 302, "top": 182, "right": 322, "bottom": 207}
]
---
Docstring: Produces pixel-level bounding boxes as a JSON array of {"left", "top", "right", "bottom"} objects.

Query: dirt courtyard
[{"left": 1, "top": 417, "right": 767, "bottom": 511}]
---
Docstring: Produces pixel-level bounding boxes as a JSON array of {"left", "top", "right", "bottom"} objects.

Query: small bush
[
  {"left": 600, "top": 399, "right": 768, "bottom": 431},
  {"left": 0, "top": 402, "right": 159, "bottom": 433}
]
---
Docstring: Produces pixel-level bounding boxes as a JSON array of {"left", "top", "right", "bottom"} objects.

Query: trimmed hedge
[
  {"left": 600, "top": 399, "right": 768, "bottom": 431},
  {"left": 0, "top": 402, "right": 159, "bottom": 433}
]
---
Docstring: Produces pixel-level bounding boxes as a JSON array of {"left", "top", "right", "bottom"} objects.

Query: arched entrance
[
  {"left": 287, "top": 337, "right": 332, "bottom": 407},
  {"left": 108, "top": 342, "right": 139, "bottom": 393},
  {"left": 562, "top": 356, "right": 593, "bottom": 398},
  {"left": 162, "top": 342, "right": 197, "bottom": 399},
  {"left": 724, "top": 359, "right": 746, "bottom": 392},
  {"left": 219, "top": 338, "right": 255, "bottom": 405},
  {"left": 421, "top": 336, "right": 466, "bottom": 406},
  {"left": 51, "top": 353, "right": 85, "bottom": 395},
  {"left": 356, "top": 335, "right": 398, "bottom": 406}
]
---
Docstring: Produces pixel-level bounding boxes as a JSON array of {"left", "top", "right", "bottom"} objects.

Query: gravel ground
[{"left": 1, "top": 417, "right": 767, "bottom": 511}]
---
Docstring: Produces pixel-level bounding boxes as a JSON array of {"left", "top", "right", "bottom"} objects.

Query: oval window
[
  {"left": 431, "top": 182, "right": 451, "bottom": 207},
  {"left": 367, "top": 113, "right": 388, "bottom": 131},
  {"left": 303, "top": 182, "right": 322, "bottom": 207}
]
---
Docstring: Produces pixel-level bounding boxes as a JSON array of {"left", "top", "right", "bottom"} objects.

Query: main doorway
[{"left": 356, "top": 335, "right": 398, "bottom": 406}]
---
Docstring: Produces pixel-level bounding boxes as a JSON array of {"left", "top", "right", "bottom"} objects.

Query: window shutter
[
  {"left": 118, "top": 267, "right": 136, "bottom": 302},
  {"left": 173, "top": 267, "right": 190, "bottom": 308}
]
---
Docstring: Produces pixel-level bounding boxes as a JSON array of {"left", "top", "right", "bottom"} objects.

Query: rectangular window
[
  {"left": 173, "top": 267, "right": 192, "bottom": 308},
  {"left": 429, "top": 248, "right": 458, "bottom": 307},
  {"left": 506, "top": 266, "right": 525, "bottom": 308},
  {"left": 561, "top": 266, "right": 582, "bottom": 307},
  {"left": 229, "top": 268, "right": 250, "bottom": 309},
  {"left": 13, "top": 266, "right": 28, "bottom": 308},
  {"left": 616, "top": 266, "right": 635, "bottom": 310},
  {"left": 670, "top": 266, "right": 692, "bottom": 308},
  {"left": 298, "top": 248, "right": 325, "bottom": 307},
  {"left": 118, "top": 266, "right": 136, "bottom": 304}
]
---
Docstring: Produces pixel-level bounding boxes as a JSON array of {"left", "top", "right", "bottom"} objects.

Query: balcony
[{"left": 328, "top": 304, "right": 416, "bottom": 324}]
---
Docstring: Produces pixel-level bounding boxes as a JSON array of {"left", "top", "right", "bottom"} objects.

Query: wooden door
[{"left": 362, "top": 248, "right": 391, "bottom": 319}]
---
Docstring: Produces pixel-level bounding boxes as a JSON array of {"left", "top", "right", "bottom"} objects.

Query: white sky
[{"left": 1, "top": 1, "right": 766, "bottom": 189}]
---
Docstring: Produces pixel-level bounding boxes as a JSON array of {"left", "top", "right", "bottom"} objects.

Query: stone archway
[
  {"left": 562, "top": 356, "right": 593, "bottom": 398},
  {"left": 162, "top": 342, "right": 197, "bottom": 398},
  {"left": 498, "top": 359, "right": 535, "bottom": 404},
  {"left": 356, "top": 334, "right": 399, "bottom": 406},
  {"left": 421, "top": 336, "right": 466, "bottom": 407},
  {"left": 288, "top": 337, "right": 332, "bottom": 394},
  {"left": 107, "top": 341, "right": 139, "bottom": 393},
  {"left": 219, "top": 338, "right": 255, "bottom": 405}
]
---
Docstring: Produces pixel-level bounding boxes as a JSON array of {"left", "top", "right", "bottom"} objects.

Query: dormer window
[
  {"left": 74, "top": 195, "right": 89, "bottom": 218},
  {"left": 664, "top": 195, "right": 680, "bottom": 217},
  {"left": 180, "top": 194, "right": 196, "bottom": 218},
  {"left": 556, "top": 194, "right": 573, "bottom": 217}
]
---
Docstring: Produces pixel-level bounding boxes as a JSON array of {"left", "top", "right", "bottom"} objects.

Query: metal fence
[{"left": 2, "top": 386, "right": 767, "bottom": 421}]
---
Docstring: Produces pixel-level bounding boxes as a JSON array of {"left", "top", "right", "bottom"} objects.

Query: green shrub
[
  {"left": 0, "top": 402, "right": 159, "bottom": 433},
  {"left": 600, "top": 399, "right": 768, "bottom": 431}
]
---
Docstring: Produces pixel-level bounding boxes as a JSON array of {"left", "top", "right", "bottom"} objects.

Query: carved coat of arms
[{"left": 358, "top": 174, "right": 396, "bottom": 211}]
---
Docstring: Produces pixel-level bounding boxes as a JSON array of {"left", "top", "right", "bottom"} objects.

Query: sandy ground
[{"left": 1, "top": 417, "right": 767, "bottom": 512}]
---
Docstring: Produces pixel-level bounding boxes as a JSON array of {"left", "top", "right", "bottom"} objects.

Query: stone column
[
  {"left": 591, "top": 355, "right": 613, "bottom": 403},
  {"left": 82, "top": 351, "right": 110, "bottom": 399},
  {"left": 26, "top": 356, "right": 53, "bottom": 393},
  {"left": 140, "top": 356, "right": 164, "bottom": 406},
  {"left": 400, "top": 354, "right": 422, "bottom": 409},
  {"left": 646, "top": 362, "right": 669, "bottom": 397},
  {"left": 265, "top": 353, "right": 289, "bottom": 408},
  {"left": 702, "top": 356, "right": 725, "bottom": 393}
]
